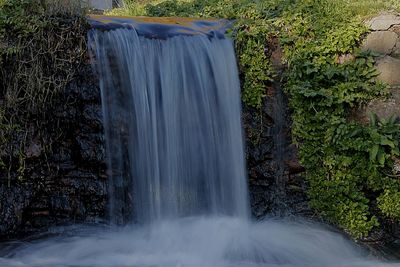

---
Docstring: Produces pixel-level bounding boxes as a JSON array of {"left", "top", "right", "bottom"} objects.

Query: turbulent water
[
  {"left": 0, "top": 18, "right": 398, "bottom": 267},
  {"left": 0, "top": 217, "right": 395, "bottom": 267}
]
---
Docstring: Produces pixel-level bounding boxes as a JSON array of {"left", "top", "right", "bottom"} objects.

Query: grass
[{"left": 108, "top": 0, "right": 400, "bottom": 18}]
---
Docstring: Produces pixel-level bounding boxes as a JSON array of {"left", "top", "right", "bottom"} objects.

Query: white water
[
  {"left": 0, "top": 19, "right": 398, "bottom": 267},
  {"left": 0, "top": 217, "right": 395, "bottom": 267}
]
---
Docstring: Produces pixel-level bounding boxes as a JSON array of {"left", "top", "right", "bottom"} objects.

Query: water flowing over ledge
[
  {"left": 0, "top": 15, "right": 398, "bottom": 267},
  {"left": 88, "top": 16, "right": 248, "bottom": 223},
  {"left": 87, "top": 15, "right": 232, "bottom": 39}
]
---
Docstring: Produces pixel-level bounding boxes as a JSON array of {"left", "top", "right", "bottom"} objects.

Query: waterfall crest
[{"left": 88, "top": 23, "right": 249, "bottom": 223}]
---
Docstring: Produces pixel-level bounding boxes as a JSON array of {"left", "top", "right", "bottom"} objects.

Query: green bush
[{"left": 279, "top": 0, "right": 400, "bottom": 237}]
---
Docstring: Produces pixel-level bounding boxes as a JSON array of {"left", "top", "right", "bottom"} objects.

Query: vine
[{"left": 0, "top": 0, "right": 87, "bottom": 183}]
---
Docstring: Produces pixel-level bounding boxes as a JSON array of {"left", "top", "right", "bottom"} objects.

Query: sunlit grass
[
  {"left": 335, "top": 0, "right": 400, "bottom": 18},
  {"left": 106, "top": 0, "right": 190, "bottom": 16},
  {"left": 108, "top": 0, "right": 400, "bottom": 18}
]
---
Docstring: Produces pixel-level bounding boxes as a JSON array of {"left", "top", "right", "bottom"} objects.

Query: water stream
[{"left": 0, "top": 17, "right": 398, "bottom": 267}]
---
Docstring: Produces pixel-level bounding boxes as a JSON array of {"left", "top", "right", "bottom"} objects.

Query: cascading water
[
  {"left": 0, "top": 16, "right": 397, "bottom": 267},
  {"left": 89, "top": 19, "right": 248, "bottom": 223}
]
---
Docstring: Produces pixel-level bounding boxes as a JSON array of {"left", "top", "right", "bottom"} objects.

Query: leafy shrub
[{"left": 279, "top": 0, "right": 400, "bottom": 237}]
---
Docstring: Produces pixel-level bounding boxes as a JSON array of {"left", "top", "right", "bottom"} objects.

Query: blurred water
[
  {"left": 0, "top": 217, "right": 397, "bottom": 267},
  {"left": 88, "top": 27, "right": 248, "bottom": 224}
]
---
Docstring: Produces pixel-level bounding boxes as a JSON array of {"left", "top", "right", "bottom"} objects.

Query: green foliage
[
  {"left": 378, "top": 189, "right": 400, "bottom": 219},
  {"left": 108, "top": 0, "right": 281, "bottom": 108},
  {"left": 279, "top": 0, "right": 400, "bottom": 238}
]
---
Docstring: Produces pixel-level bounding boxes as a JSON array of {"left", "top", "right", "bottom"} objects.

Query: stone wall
[
  {"left": 356, "top": 13, "right": 400, "bottom": 178},
  {"left": 0, "top": 63, "right": 107, "bottom": 239},
  {"left": 358, "top": 13, "right": 400, "bottom": 122}
]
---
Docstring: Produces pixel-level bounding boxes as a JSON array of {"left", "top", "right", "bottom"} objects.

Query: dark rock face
[
  {"left": 0, "top": 64, "right": 107, "bottom": 239},
  {"left": 0, "top": 39, "right": 308, "bottom": 239},
  {"left": 243, "top": 85, "right": 310, "bottom": 219},
  {"left": 243, "top": 40, "right": 309, "bottom": 219}
]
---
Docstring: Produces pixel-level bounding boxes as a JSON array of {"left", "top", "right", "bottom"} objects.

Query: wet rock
[
  {"left": 0, "top": 185, "right": 33, "bottom": 236},
  {"left": 61, "top": 176, "right": 107, "bottom": 196},
  {"left": 0, "top": 62, "right": 106, "bottom": 239},
  {"left": 249, "top": 185, "right": 273, "bottom": 218},
  {"left": 247, "top": 139, "right": 274, "bottom": 162},
  {"left": 367, "top": 14, "right": 400, "bottom": 31},
  {"left": 76, "top": 134, "right": 105, "bottom": 162},
  {"left": 362, "top": 31, "right": 398, "bottom": 54},
  {"left": 243, "top": 56, "right": 308, "bottom": 219},
  {"left": 51, "top": 194, "right": 72, "bottom": 212},
  {"left": 24, "top": 138, "right": 43, "bottom": 158},
  {"left": 284, "top": 159, "right": 305, "bottom": 175},
  {"left": 83, "top": 104, "right": 103, "bottom": 130},
  {"left": 83, "top": 84, "right": 101, "bottom": 102},
  {"left": 52, "top": 147, "right": 73, "bottom": 163},
  {"left": 248, "top": 161, "right": 277, "bottom": 183}
]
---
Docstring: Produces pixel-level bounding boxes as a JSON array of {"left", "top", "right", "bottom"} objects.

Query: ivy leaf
[
  {"left": 380, "top": 137, "right": 394, "bottom": 148},
  {"left": 369, "top": 113, "right": 378, "bottom": 127},
  {"left": 369, "top": 144, "right": 379, "bottom": 162},
  {"left": 350, "top": 128, "right": 361, "bottom": 137},
  {"left": 388, "top": 115, "right": 397, "bottom": 125},
  {"left": 377, "top": 148, "right": 385, "bottom": 165}
]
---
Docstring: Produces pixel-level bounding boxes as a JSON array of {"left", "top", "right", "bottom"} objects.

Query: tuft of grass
[{"left": 43, "top": 0, "right": 85, "bottom": 15}]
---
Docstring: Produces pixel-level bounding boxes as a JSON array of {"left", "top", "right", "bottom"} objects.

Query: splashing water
[
  {"left": 0, "top": 217, "right": 396, "bottom": 267},
  {"left": 0, "top": 17, "right": 398, "bottom": 267}
]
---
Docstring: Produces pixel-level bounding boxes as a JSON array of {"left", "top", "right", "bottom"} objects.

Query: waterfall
[
  {"left": 88, "top": 18, "right": 248, "bottom": 224},
  {"left": 0, "top": 16, "right": 395, "bottom": 267}
]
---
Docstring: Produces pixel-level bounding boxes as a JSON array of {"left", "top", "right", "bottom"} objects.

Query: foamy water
[{"left": 0, "top": 217, "right": 396, "bottom": 267}]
